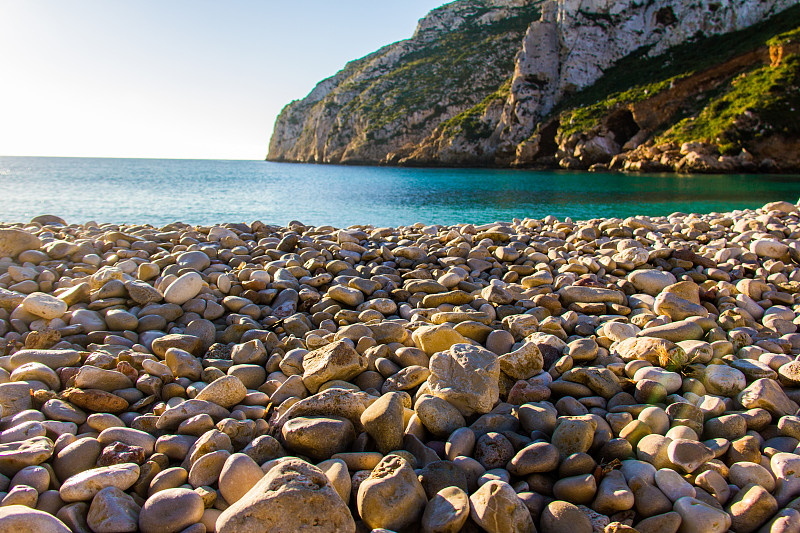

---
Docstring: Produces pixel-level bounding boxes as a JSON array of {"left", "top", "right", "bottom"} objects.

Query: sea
[{"left": 1, "top": 156, "right": 799, "bottom": 228}]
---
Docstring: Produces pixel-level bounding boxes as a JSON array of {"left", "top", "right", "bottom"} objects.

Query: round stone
[
  {"left": 59, "top": 463, "right": 140, "bottom": 502},
  {"left": 22, "top": 292, "right": 68, "bottom": 320},
  {"left": 421, "top": 486, "right": 469, "bottom": 533},
  {"left": 357, "top": 455, "right": 426, "bottom": 531},
  {"left": 0, "top": 505, "right": 71, "bottom": 533},
  {"left": 540, "top": 500, "right": 592, "bottom": 533},
  {"left": 218, "top": 453, "right": 263, "bottom": 505},
  {"left": 163, "top": 272, "right": 204, "bottom": 305},
  {"left": 139, "top": 488, "right": 204, "bottom": 533}
]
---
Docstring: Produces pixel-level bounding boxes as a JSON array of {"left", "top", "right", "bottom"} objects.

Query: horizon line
[{"left": 0, "top": 154, "right": 267, "bottom": 162}]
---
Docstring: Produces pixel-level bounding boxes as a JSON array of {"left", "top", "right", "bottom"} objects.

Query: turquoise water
[{"left": 1, "top": 156, "right": 799, "bottom": 227}]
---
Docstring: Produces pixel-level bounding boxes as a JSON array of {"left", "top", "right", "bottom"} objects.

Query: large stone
[
  {"left": 540, "top": 500, "right": 592, "bottom": 533},
  {"left": 194, "top": 375, "right": 247, "bottom": 409},
  {"left": 628, "top": 270, "right": 677, "bottom": 296},
  {"left": 276, "top": 388, "right": 373, "bottom": 431},
  {"left": 497, "top": 340, "right": 544, "bottom": 380},
  {"left": 0, "top": 436, "right": 54, "bottom": 476},
  {"left": 98, "top": 427, "right": 156, "bottom": 455},
  {"left": 667, "top": 439, "right": 714, "bottom": 473},
  {"left": 164, "top": 348, "right": 203, "bottom": 381},
  {"left": 0, "top": 287, "right": 25, "bottom": 312},
  {"left": 0, "top": 505, "right": 71, "bottom": 533},
  {"left": 156, "top": 399, "right": 230, "bottom": 430},
  {"left": 357, "top": 454, "right": 427, "bottom": 531},
  {"left": 655, "top": 468, "right": 696, "bottom": 502},
  {"left": 21, "top": 292, "right": 68, "bottom": 320},
  {"left": 613, "top": 337, "right": 687, "bottom": 367},
  {"left": 506, "top": 441, "right": 559, "bottom": 476},
  {"left": 281, "top": 416, "right": 355, "bottom": 461},
  {"left": 183, "top": 429, "right": 233, "bottom": 469},
  {"left": 563, "top": 366, "right": 622, "bottom": 398},
  {"left": 151, "top": 334, "right": 203, "bottom": 358},
  {"left": 301, "top": 340, "right": 367, "bottom": 394},
  {"left": 0, "top": 381, "right": 48, "bottom": 417},
  {"left": 469, "top": 479, "right": 535, "bottom": 533},
  {"left": 593, "top": 469, "right": 634, "bottom": 514},
  {"left": 725, "top": 483, "right": 778, "bottom": 533},
  {"left": 751, "top": 239, "right": 789, "bottom": 259},
  {"left": 219, "top": 453, "right": 264, "bottom": 505},
  {"left": 74, "top": 366, "right": 133, "bottom": 392},
  {"left": 0, "top": 229, "right": 41, "bottom": 258},
  {"left": 217, "top": 458, "right": 355, "bottom": 533},
  {"left": 654, "top": 292, "right": 709, "bottom": 321},
  {"left": 704, "top": 364, "right": 747, "bottom": 397},
  {"left": 8, "top": 349, "right": 81, "bottom": 370},
  {"left": 635, "top": 512, "right": 682, "bottom": 533},
  {"left": 163, "top": 272, "right": 204, "bottom": 305},
  {"left": 427, "top": 343, "right": 500, "bottom": 416},
  {"left": 59, "top": 463, "right": 140, "bottom": 502},
  {"left": 188, "top": 449, "right": 230, "bottom": 487},
  {"left": 87, "top": 486, "right": 141, "bottom": 533},
  {"left": 328, "top": 285, "right": 365, "bottom": 307},
  {"left": 12, "top": 363, "right": 59, "bottom": 390},
  {"left": 559, "top": 286, "right": 626, "bottom": 306},
  {"left": 125, "top": 280, "right": 162, "bottom": 305},
  {"left": 640, "top": 320, "right": 705, "bottom": 342},
  {"left": 54, "top": 437, "right": 103, "bottom": 482},
  {"left": 674, "top": 496, "right": 732, "bottom": 533},
  {"left": 60, "top": 388, "right": 129, "bottom": 413},
  {"left": 551, "top": 416, "right": 596, "bottom": 458},
  {"left": 772, "top": 453, "right": 800, "bottom": 506},
  {"left": 738, "top": 379, "right": 799, "bottom": 418},
  {"left": 414, "top": 325, "right": 472, "bottom": 356},
  {"left": 176, "top": 250, "right": 211, "bottom": 271},
  {"left": 138, "top": 487, "right": 204, "bottom": 533},
  {"left": 418, "top": 460, "right": 469, "bottom": 499},
  {"left": 729, "top": 462, "right": 775, "bottom": 492},
  {"left": 70, "top": 309, "right": 107, "bottom": 332},
  {"left": 474, "top": 432, "right": 514, "bottom": 470},
  {"left": 661, "top": 281, "right": 701, "bottom": 304},
  {"left": 758, "top": 509, "right": 800, "bottom": 533},
  {"left": 501, "top": 314, "right": 540, "bottom": 341},
  {"left": 421, "top": 486, "right": 470, "bottom": 533},
  {"left": 360, "top": 392, "right": 405, "bottom": 454},
  {"left": 415, "top": 394, "right": 466, "bottom": 439}
]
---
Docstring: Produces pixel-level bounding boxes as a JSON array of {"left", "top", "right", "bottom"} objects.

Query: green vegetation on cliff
[
  {"left": 330, "top": 2, "right": 539, "bottom": 136},
  {"left": 438, "top": 78, "right": 512, "bottom": 141},
  {"left": 662, "top": 54, "right": 800, "bottom": 154}
]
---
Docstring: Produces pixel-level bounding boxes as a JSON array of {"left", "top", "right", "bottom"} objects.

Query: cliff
[
  {"left": 267, "top": 0, "right": 800, "bottom": 172},
  {"left": 268, "top": 0, "right": 540, "bottom": 164}
]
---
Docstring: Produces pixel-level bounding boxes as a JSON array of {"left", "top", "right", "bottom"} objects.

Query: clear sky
[{"left": 0, "top": 1, "right": 447, "bottom": 160}]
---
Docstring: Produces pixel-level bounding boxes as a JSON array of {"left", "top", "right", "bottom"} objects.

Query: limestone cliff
[
  {"left": 268, "top": 0, "right": 799, "bottom": 172},
  {"left": 268, "top": 0, "right": 540, "bottom": 164}
]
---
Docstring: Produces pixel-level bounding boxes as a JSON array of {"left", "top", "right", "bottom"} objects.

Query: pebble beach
[{"left": 1, "top": 201, "right": 800, "bottom": 532}]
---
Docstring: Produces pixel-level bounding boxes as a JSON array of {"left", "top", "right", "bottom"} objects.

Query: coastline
[
  {"left": 1, "top": 201, "right": 800, "bottom": 530},
  {"left": 268, "top": 139, "right": 800, "bottom": 175}
]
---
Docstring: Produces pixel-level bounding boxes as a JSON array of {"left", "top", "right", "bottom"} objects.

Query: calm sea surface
[{"left": 1, "top": 156, "right": 799, "bottom": 227}]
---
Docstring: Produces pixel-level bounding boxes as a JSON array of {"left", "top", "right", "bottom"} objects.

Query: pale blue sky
[{"left": 0, "top": 1, "right": 447, "bottom": 159}]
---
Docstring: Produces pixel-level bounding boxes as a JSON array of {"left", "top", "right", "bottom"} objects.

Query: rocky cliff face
[
  {"left": 268, "top": 0, "right": 540, "bottom": 164},
  {"left": 268, "top": 0, "right": 799, "bottom": 171}
]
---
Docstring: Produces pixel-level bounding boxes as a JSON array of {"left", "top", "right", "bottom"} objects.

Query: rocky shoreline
[
  {"left": 275, "top": 139, "right": 800, "bottom": 175},
  {"left": 1, "top": 202, "right": 800, "bottom": 532},
  {"left": 525, "top": 139, "right": 797, "bottom": 175}
]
